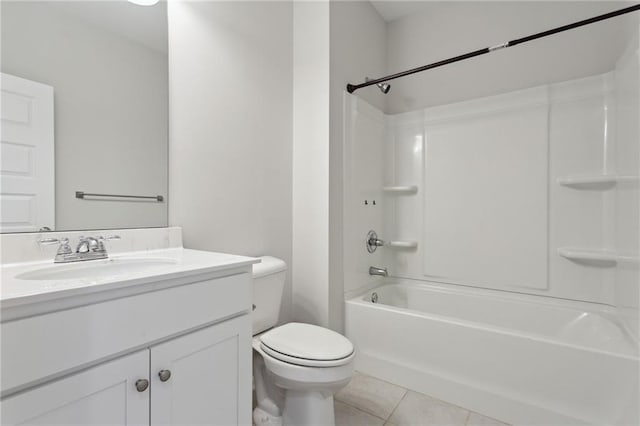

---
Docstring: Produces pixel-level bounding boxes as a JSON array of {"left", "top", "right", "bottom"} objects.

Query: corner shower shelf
[
  {"left": 556, "top": 175, "right": 639, "bottom": 188},
  {"left": 558, "top": 248, "right": 639, "bottom": 264},
  {"left": 383, "top": 185, "right": 418, "bottom": 195},
  {"left": 386, "top": 241, "right": 418, "bottom": 249}
]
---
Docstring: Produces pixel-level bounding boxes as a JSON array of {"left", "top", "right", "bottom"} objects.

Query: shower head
[
  {"left": 365, "top": 77, "right": 391, "bottom": 94},
  {"left": 377, "top": 82, "right": 391, "bottom": 94}
]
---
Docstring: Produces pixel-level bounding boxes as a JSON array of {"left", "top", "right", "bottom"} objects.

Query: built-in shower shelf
[
  {"left": 386, "top": 241, "right": 418, "bottom": 249},
  {"left": 383, "top": 185, "right": 418, "bottom": 194},
  {"left": 558, "top": 248, "right": 639, "bottom": 264},
  {"left": 556, "top": 175, "right": 639, "bottom": 188}
]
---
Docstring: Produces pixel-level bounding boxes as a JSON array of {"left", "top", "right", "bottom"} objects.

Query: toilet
[{"left": 252, "top": 256, "right": 355, "bottom": 426}]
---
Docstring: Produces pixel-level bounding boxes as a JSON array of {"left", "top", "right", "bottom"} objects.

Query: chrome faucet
[
  {"left": 369, "top": 266, "right": 388, "bottom": 277},
  {"left": 76, "top": 236, "right": 100, "bottom": 254},
  {"left": 37, "top": 235, "right": 121, "bottom": 263}
]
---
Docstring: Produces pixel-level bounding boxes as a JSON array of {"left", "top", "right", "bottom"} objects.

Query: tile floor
[{"left": 334, "top": 372, "right": 511, "bottom": 426}]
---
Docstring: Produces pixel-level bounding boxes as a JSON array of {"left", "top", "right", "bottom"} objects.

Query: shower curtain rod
[{"left": 346, "top": 4, "right": 640, "bottom": 94}]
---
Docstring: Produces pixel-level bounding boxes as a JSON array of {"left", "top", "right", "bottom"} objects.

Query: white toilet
[{"left": 252, "top": 256, "right": 355, "bottom": 426}]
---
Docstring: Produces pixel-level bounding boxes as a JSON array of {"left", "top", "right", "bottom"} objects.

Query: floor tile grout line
[
  {"left": 334, "top": 395, "right": 389, "bottom": 421},
  {"left": 353, "top": 370, "right": 409, "bottom": 392},
  {"left": 418, "top": 389, "right": 476, "bottom": 418},
  {"left": 334, "top": 398, "right": 386, "bottom": 421},
  {"left": 335, "top": 371, "right": 410, "bottom": 421},
  {"left": 336, "top": 371, "right": 511, "bottom": 426},
  {"left": 337, "top": 400, "right": 389, "bottom": 423},
  {"left": 385, "top": 387, "right": 409, "bottom": 422},
  {"left": 464, "top": 410, "right": 472, "bottom": 425}
]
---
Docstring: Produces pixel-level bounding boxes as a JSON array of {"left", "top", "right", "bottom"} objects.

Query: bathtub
[{"left": 345, "top": 281, "right": 639, "bottom": 425}]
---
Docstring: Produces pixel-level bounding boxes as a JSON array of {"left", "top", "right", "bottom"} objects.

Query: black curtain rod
[{"left": 346, "top": 4, "right": 640, "bottom": 94}]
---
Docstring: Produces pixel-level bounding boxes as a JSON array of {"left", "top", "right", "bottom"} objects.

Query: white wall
[
  {"left": 168, "top": 0, "right": 384, "bottom": 331},
  {"left": 290, "top": 1, "right": 386, "bottom": 330},
  {"left": 168, "top": 1, "right": 293, "bottom": 323},
  {"left": 385, "top": 1, "right": 635, "bottom": 113},
  {"left": 1, "top": 2, "right": 168, "bottom": 231},
  {"left": 330, "top": 2, "right": 387, "bottom": 114},
  {"left": 292, "top": 1, "right": 330, "bottom": 327}
]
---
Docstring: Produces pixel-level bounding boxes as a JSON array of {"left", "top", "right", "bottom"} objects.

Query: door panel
[
  {"left": 151, "top": 315, "right": 252, "bottom": 426},
  {"left": 0, "top": 73, "right": 54, "bottom": 232},
  {"left": 1, "top": 350, "right": 149, "bottom": 426}
]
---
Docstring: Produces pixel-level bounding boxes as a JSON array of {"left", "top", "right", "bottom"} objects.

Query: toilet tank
[{"left": 252, "top": 256, "right": 287, "bottom": 335}]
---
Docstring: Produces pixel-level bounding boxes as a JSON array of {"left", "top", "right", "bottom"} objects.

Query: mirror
[{"left": 1, "top": 1, "right": 168, "bottom": 233}]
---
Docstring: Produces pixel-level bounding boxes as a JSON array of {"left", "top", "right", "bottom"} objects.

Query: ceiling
[
  {"left": 370, "top": 1, "right": 434, "bottom": 22},
  {"left": 370, "top": 0, "right": 635, "bottom": 22}
]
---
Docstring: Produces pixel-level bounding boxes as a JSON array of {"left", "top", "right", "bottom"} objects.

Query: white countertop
[{"left": 1, "top": 248, "right": 259, "bottom": 311}]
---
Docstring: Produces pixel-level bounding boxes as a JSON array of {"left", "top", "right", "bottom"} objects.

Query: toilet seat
[
  {"left": 259, "top": 322, "right": 355, "bottom": 367},
  {"left": 260, "top": 343, "right": 355, "bottom": 367}
]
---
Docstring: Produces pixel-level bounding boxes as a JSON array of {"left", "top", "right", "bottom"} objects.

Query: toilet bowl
[{"left": 252, "top": 257, "right": 355, "bottom": 426}]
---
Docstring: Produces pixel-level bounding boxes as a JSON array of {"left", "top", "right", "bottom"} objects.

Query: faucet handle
[
  {"left": 56, "top": 238, "right": 72, "bottom": 256},
  {"left": 366, "top": 230, "right": 385, "bottom": 253},
  {"left": 38, "top": 237, "right": 61, "bottom": 245},
  {"left": 97, "top": 235, "right": 120, "bottom": 253}
]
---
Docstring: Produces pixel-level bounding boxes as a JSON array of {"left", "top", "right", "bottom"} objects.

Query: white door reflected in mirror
[{"left": 0, "top": 73, "right": 54, "bottom": 233}]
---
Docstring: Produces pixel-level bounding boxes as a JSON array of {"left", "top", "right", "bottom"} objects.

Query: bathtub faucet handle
[
  {"left": 370, "top": 237, "right": 385, "bottom": 247},
  {"left": 369, "top": 266, "right": 388, "bottom": 277},
  {"left": 366, "top": 230, "right": 385, "bottom": 253}
]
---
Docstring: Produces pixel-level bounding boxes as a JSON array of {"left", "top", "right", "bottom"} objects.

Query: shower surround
[{"left": 343, "top": 35, "right": 639, "bottom": 425}]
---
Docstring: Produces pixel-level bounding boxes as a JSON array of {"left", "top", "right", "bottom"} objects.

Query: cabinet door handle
[
  {"left": 135, "top": 379, "right": 149, "bottom": 392},
  {"left": 158, "top": 369, "right": 172, "bottom": 382}
]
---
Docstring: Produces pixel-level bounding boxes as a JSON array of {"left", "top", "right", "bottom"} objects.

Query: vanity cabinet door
[
  {"left": 1, "top": 350, "right": 150, "bottom": 426},
  {"left": 150, "top": 315, "right": 252, "bottom": 426}
]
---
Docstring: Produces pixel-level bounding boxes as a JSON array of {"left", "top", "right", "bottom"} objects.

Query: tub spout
[{"left": 369, "top": 266, "right": 388, "bottom": 277}]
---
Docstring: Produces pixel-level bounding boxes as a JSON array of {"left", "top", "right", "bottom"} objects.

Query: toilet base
[
  {"left": 253, "top": 406, "right": 283, "bottom": 426},
  {"left": 283, "top": 390, "right": 335, "bottom": 426}
]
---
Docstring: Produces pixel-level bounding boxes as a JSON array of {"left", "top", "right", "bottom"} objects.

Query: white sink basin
[{"left": 15, "top": 258, "right": 178, "bottom": 281}]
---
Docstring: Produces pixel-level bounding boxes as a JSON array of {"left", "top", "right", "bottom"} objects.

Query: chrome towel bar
[{"left": 75, "top": 191, "right": 164, "bottom": 202}]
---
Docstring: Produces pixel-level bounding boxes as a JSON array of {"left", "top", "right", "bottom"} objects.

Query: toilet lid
[{"left": 259, "top": 323, "right": 354, "bottom": 365}]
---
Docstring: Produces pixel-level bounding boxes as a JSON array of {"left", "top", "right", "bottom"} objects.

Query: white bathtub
[{"left": 345, "top": 281, "right": 639, "bottom": 425}]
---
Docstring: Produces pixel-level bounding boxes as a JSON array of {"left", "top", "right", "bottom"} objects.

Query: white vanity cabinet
[
  {"left": 3, "top": 316, "right": 250, "bottom": 426},
  {"left": 2, "top": 350, "right": 150, "bottom": 425},
  {"left": 1, "top": 261, "right": 254, "bottom": 426},
  {"left": 2, "top": 350, "right": 149, "bottom": 426},
  {"left": 150, "top": 316, "right": 250, "bottom": 425}
]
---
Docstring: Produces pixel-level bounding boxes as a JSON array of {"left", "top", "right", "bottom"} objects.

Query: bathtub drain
[{"left": 371, "top": 292, "right": 378, "bottom": 303}]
